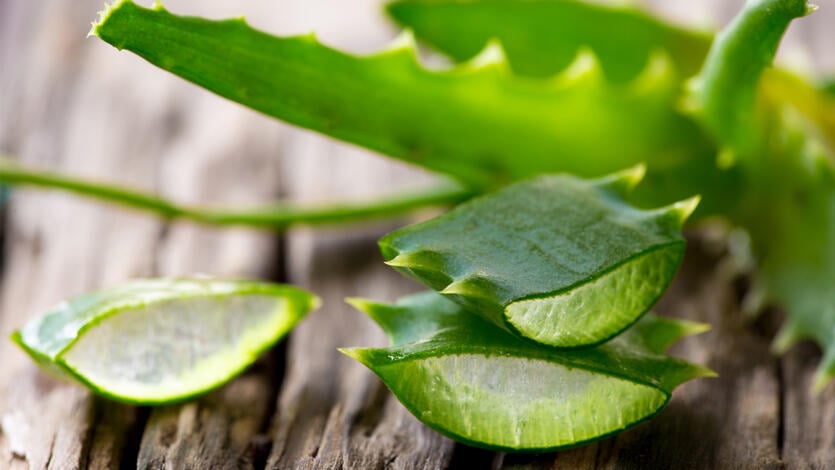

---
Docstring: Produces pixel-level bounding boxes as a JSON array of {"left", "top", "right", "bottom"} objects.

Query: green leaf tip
[
  {"left": 387, "top": 0, "right": 711, "bottom": 82},
  {"left": 379, "top": 29, "right": 418, "bottom": 59},
  {"left": 771, "top": 320, "right": 808, "bottom": 355},
  {"left": 465, "top": 39, "right": 511, "bottom": 74},
  {"left": 593, "top": 163, "right": 646, "bottom": 197},
  {"left": 89, "top": 0, "right": 126, "bottom": 38},
  {"left": 381, "top": 171, "right": 690, "bottom": 348},
  {"left": 656, "top": 195, "right": 701, "bottom": 230},
  {"left": 812, "top": 350, "right": 835, "bottom": 394}
]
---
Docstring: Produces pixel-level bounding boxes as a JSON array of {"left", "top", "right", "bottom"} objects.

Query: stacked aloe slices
[{"left": 342, "top": 169, "right": 713, "bottom": 451}]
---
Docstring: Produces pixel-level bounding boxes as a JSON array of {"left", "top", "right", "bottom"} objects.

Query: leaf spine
[
  {"left": 383, "top": 251, "right": 440, "bottom": 272},
  {"left": 551, "top": 47, "right": 603, "bottom": 89},
  {"left": 812, "top": 347, "right": 835, "bottom": 394},
  {"left": 594, "top": 163, "right": 646, "bottom": 197},
  {"left": 372, "top": 29, "right": 419, "bottom": 63},
  {"left": 656, "top": 195, "right": 701, "bottom": 229},
  {"left": 345, "top": 297, "right": 377, "bottom": 316},
  {"left": 771, "top": 320, "right": 808, "bottom": 354},
  {"left": 439, "top": 275, "right": 491, "bottom": 298},
  {"left": 628, "top": 49, "right": 676, "bottom": 97},
  {"left": 465, "top": 39, "right": 510, "bottom": 73}
]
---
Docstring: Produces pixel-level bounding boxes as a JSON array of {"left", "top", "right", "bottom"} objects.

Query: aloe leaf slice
[
  {"left": 379, "top": 168, "right": 698, "bottom": 348},
  {"left": 11, "top": 279, "right": 318, "bottom": 404},
  {"left": 92, "top": 0, "right": 722, "bottom": 208},
  {"left": 342, "top": 291, "right": 713, "bottom": 451},
  {"left": 387, "top": 0, "right": 711, "bottom": 82}
]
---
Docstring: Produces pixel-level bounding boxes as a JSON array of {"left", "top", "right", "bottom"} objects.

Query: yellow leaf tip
[
  {"left": 596, "top": 164, "right": 646, "bottom": 197},
  {"left": 668, "top": 195, "right": 701, "bottom": 226},
  {"left": 555, "top": 47, "right": 603, "bottom": 86},
  {"left": 387, "top": 29, "right": 416, "bottom": 52},
  {"left": 467, "top": 39, "right": 510, "bottom": 72},
  {"left": 630, "top": 49, "right": 676, "bottom": 94},
  {"left": 812, "top": 370, "right": 832, "bottom": 395},
  {"left": 384, "top": 252, "right": 412, "bottom": 269},
  {"left": 345, "top": 297, "right": 374, "bottom": 313}
]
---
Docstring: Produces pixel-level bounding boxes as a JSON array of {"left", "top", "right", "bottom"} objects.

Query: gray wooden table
[{"left": 1, "top": 1, "right": 833, "bottom": 468}]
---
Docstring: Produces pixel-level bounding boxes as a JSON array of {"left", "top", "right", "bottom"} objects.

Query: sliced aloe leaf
[
  {"left": 92, "top": 0, "right": 726, "bottom": 211},
  {"left": 387, "top": 0, "right": 711, "bottom": 82},
  {"left": 379, "top": 169, "right": 698, "bottom": 348},
  {"left": 342, "top": 291, "right": 713, "bottom": 451},
  {"left": 11, "top": 279, "right": 318, "bottom": 404}
]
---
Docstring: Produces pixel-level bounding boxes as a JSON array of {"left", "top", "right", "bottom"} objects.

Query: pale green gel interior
[
  {"left": 59, "top": 295, "right": 290, "bottom": 401},
  {"left": 505, "top": 247, "right": 676, "bottom": 347},
  {"left": 380, "top": 354, "right": 666, "bottom": 450}
]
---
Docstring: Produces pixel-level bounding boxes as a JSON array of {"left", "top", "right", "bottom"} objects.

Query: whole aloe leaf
[
  {"left": 387, "top": 0, "right": 711, "bottom": 82},
  {"left": 379, "top": 169, "right": 698, "bottom": 348},
  {"left": 93, "top": 0, "right": 732, "bottom": 212},
  {"left": 342, "top": 291, "right": 713, "bottom": 451}
]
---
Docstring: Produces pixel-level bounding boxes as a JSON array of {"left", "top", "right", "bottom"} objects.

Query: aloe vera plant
[{"left": 2, "top": 0, "right": 834, "bottom": 453}]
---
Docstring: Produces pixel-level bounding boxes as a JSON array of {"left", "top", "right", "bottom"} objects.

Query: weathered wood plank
[
  {"left": 0, "top": 1, "right": 289, "bottom": 468},
  {"left": 266, "top": 138, "right": 454, "bottom": 469},
  {"left": 0, "top": 2, "right": 169, "bottom": 467},
  {"left": 133, "top": 90, "right": 288, "bottom": 470},
  {"left": 3, "top": 1, "right": 835, "bottom": 469},
  {"left": 781, "top": 345, "right": 835, "bottom": 469}
]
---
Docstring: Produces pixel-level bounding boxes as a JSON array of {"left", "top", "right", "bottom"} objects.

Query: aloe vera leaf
[
  {"left": 92, "top": 0, "right": 727, "bottom": 210},
  {"left": 688, "top": 0, "right": 835, "bottom": 389},
  {"left": 12, "top": 278, "right": 318, "bottom": 404},
  {"left": 379, "top": 169, "right": 698, "bottom": 348},
  {"left": 0, "top": 156, "right": 469, "bottom": 229},
  {"left": 737, "top": 114, "right": 835, "bottom": 392},
  {"left": 342, "top": 291, "right": 713, "bottom": 451},
  {"left": 688, "top": 0, "right": 814, "bottom": 157},
  {"left": 387, "top": 0, "right": 711, "bottom": 82}
]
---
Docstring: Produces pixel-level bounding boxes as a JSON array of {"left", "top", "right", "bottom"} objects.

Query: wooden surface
[{"left": 1, "top": 1, "right": 834, "bottom": 469}]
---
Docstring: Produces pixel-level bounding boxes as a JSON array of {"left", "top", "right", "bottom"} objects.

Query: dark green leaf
[
  {"left": 388, "top": 0, "right": 711, "bottom": 82},
  {"left": 379, "top": 169, "right": 698, "bottom": 347}
]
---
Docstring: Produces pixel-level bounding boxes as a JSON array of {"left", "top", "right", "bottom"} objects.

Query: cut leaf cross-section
[
  {"left": 343, "top": 292, "right": 713, "bottom": 451},
  {"left": 12, "top": 278, "right": 318, "bottom": 404},
  {"left": 380, "top": 169, "right": 699, "bottom": 348}
]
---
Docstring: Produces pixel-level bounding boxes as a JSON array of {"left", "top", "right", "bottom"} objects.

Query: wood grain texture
[{"left": 2, "top": 1, "right": 835, "bottom": 469}]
